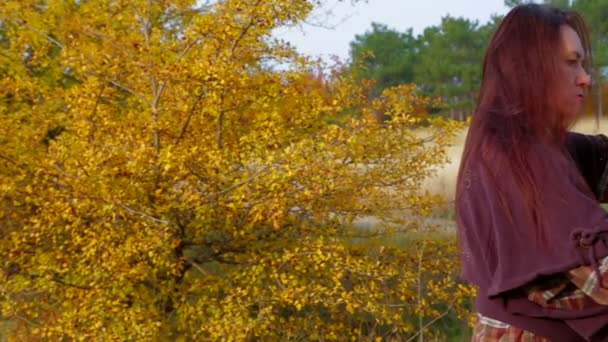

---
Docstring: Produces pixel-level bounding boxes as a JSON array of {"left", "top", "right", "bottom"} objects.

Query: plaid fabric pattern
[
  {"left": 526, "top": 281, "right": 586, "bottom": 310},
  {"left": 474, "top": 256, "right": 608, "bottom": 341},
  {"left": 472, "top": 314, "right": 549, "bottom": 342},
  {"left": 568, "top": 253, "right": 608, "bottom": 304}
]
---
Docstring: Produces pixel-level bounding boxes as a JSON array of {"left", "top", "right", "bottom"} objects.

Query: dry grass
[{"left": 423, "top": 117, "right": 608, "bottom": 202}]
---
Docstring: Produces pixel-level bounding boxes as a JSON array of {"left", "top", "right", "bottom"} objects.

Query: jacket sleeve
[{"left": 565, "top": 132, "right": 608, "bottom": 203}]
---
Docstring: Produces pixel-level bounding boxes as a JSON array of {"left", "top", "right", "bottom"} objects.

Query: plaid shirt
[{"left": 473, "top": 256, "right": 608, "bottom": 341}]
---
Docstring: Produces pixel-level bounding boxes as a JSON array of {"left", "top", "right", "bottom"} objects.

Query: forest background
[{"left": 1, "top": 0, "right": 607, "bottom": 341}]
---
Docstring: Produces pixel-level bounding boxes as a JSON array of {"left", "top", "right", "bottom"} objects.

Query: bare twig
[
  {"left": 116, "top": 202, "right": 170, "bottom": 224},
  {"left": 417, "top": 241, "right": 426, "bottom": 342},
  {"left": 187, "top": 259, "right": 211, "bottom": 276},
  {"left": 0, "top": 153, "right": 20, "bottom": 167},
  {"left": 230, "top": 20, "right": 256, "bottom": 56},
  {"left": 50, "top": 276, "right": 93, "bottom": 290},
  {"left": 12, "top": 314, "right": 40, "bottom": 327},
  {"left": 216, "top": 93, "right": 226, "bottom": 149},
  {"left": 405, "top": 297, "right": 458, "bottom": 342},
  {"left": 299, "top": 0, "right": 356, "bottom": 30},
  {"left": 53, "top": 162, "right": 77, "bottom": 179},
  {"left": 176, "top": 38, "right": 200, "bottom": 62},
  {"left": 141, "top": 0, "right": 164, "bottom": 152},
  {"left": 10, "top": 18, "right": 64, "bottom": 48},
  {"left": 107, "top": 78, "right": 149, "bottom": 104},
  {"left": 206, "top": 165, "right": 271, "bottom": 199},
  {"left": 88, "top": 84, "right": 106, "bottom": 143},
  {"left": 174, "top": 89, "right": 206, "bottom": 145}
]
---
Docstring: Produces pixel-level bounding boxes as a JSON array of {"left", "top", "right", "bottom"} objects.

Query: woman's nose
[{"left": 577, "top": 69, "right": 592, "bottom": 88}]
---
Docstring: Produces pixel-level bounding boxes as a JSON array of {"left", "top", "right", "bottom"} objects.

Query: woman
[{"left": 456, "top": 4, "right": 608, "bottom": 341}]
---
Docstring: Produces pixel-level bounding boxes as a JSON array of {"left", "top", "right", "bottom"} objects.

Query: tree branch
[
  {"left": 50, "top": 275, "right": 94, "bottom": 290},
  {"left": 116, "top": 202, "right": 170, "bottom": 224},
  {"left": 10, "top": 18, "right": 64, "bottom": 49},
  {"left": 88, "top": 84, "right": 106, "bottom": 143},
  {"left": 105, "top": 78, "right": 149, "bottom": 104},
  {"left": 12, "top": 314, "right": 40, "bottom": 327},
  {"left": 417, "top": 241, "right": 426, "bottom": 342},
  {"left": 405, "top": 297, "right": 458, "bottom": 342},
  {"left": 205, "top": 165, "right": 271, "bottom": 200},
  {"left": 174, "top": 89, "right": 206, "bottom": 145},
  {"left": 186, "top": 259, "right": 212, "bottom": 276},
  {"left": 0, "top": 153, "right": 21, "bottom": 167}
]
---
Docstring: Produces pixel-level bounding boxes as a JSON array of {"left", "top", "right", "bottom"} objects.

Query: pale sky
[{"left": 273, "top": 0, "right": 510, "bottom": 62}]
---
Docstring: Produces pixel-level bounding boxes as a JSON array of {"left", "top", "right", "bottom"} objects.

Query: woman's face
[{"left": 555, "top": 25, "right": 591, "bottom": 119}]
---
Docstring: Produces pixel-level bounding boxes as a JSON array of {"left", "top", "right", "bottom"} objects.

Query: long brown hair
[{"left": 456, "top": 4, "right": 592, "bottom": 244}]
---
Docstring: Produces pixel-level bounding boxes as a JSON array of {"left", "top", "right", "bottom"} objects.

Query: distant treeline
[{"left": 348, "top": 0, "right": 608, "bottom": 121}]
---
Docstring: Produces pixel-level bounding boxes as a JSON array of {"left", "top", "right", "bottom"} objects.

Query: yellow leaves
[{"left": 0, "top": 0, "right": 471, "bottom": 340}]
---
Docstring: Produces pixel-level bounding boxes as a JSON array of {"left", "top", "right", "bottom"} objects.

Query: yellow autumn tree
[{"left": 0, "top": 0, "right": 472, "bottom": 340}]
